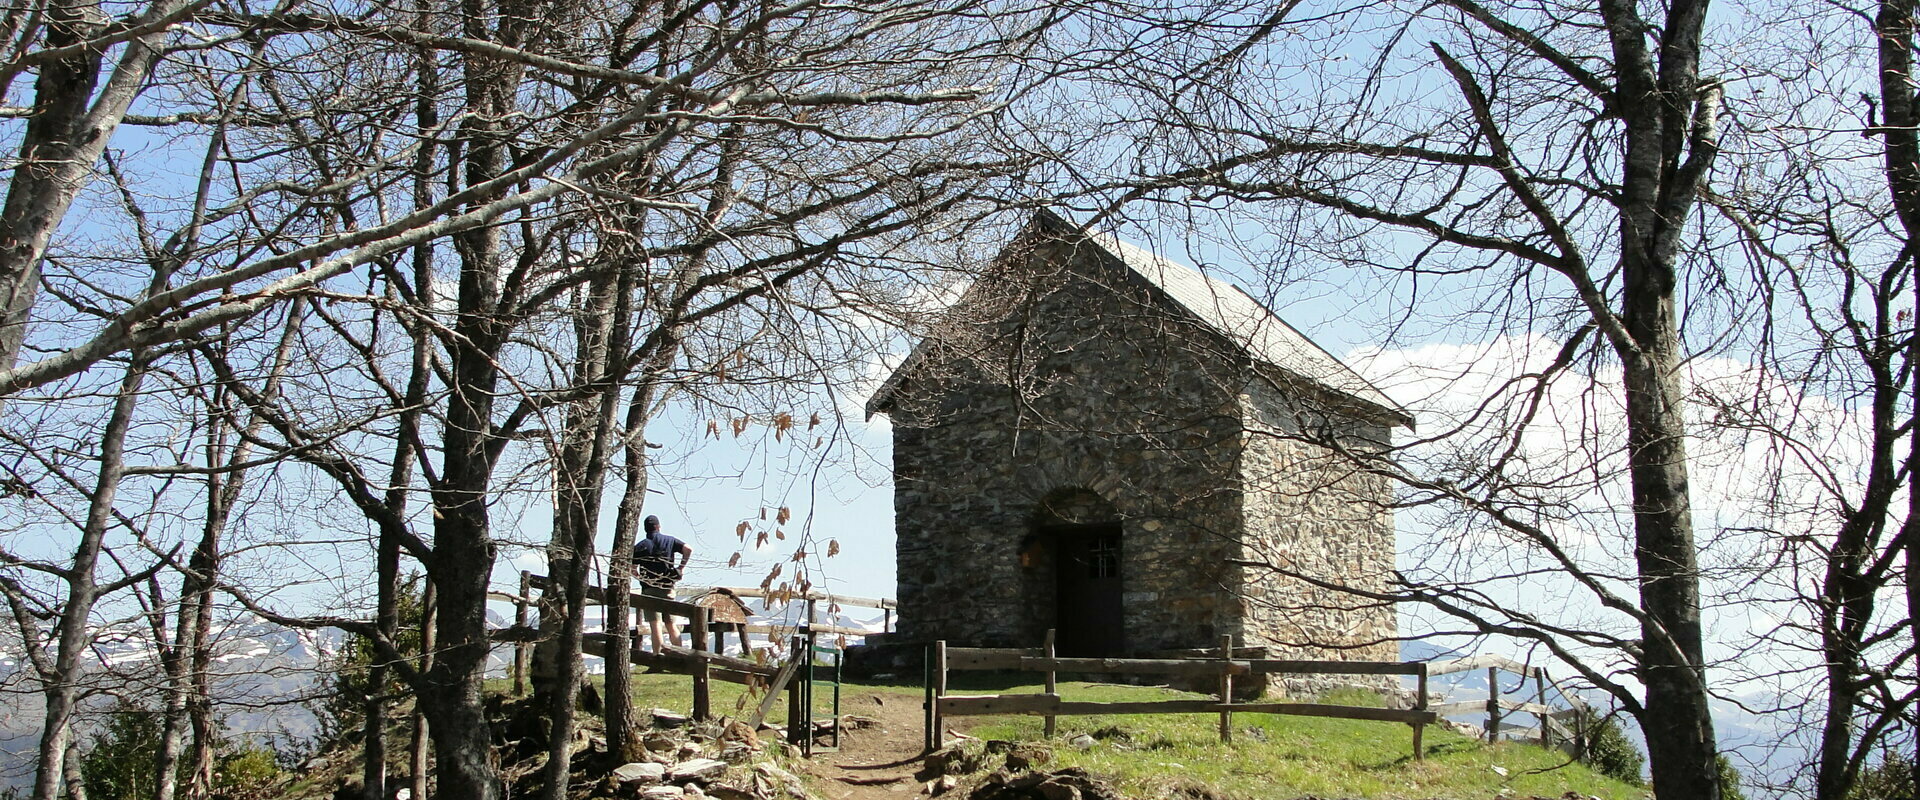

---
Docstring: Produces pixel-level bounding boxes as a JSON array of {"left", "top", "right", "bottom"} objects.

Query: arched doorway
[{"left": 1032, "top": 488, "right": 1125, "bottom": 657}]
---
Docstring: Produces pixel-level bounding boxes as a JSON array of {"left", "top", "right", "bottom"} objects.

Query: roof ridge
[
  {"left": 1072, "top": 221, "right": 1412, "bottom": 428},
  {"left": 1214, "top": 280, "right": 1408, "bottom": 421},
  {"left": 865, "top": 210, "right": 1414, "bottom": 429}
]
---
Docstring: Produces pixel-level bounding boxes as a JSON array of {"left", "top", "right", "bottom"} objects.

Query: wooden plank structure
[
  {"left": 492, "top": 572, "right": 894, "bottom": 740},
  {"left": 682, "top": 586, "right": 899, "bottom": 612},
  {"left": 1426, "top": 653, "right": 1590, "bottom": 756},
  {"left": 927, "top": 631, "right": 1439, "bottom": 760}
]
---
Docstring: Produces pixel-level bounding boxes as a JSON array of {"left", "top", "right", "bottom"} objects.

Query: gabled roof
[{"left": 866, "top": 210, "right": 1413, "bottom": 429}]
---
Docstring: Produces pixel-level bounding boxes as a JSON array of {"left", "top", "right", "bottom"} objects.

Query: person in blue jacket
[{"left": 633, "top": 515, "right": 693, "bottom": 651}]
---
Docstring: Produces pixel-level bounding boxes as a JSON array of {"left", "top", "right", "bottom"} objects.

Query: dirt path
[{"left": 790, "top": 691, "right": 946, "bottom": 800}]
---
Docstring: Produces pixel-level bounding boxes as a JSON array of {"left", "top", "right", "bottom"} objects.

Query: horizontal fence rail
[
  {"left": 1424, "top": 654, "right": 1591, "bottom": 754},
  {"left": 924, "top": 634, "right": 1441, "bottom": 760},
  {"left": 491, "top": 571, "right": 894, "bottom": 744}
]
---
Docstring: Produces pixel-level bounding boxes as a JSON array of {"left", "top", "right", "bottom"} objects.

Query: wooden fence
[
  {"left": 676, "top": 585, "right": 898, "bottom": 638},
  {"left": 924, "top": 631, "right": 1441, "bottom": 760},
  {"left": 1425, "top": 653, "right": 1591, "bottom": 756},
  {"left": 489, "top": 573, "right": 893, "bottom": 731}
]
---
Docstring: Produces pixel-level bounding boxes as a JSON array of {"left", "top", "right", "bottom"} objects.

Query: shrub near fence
[{"left": 923, "top": 631, "right": 1443, "bottom": 760}]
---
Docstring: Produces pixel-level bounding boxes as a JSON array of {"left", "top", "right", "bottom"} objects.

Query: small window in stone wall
[{"left": 1087, "top": 533, "right": 1120, "bottom": 578}]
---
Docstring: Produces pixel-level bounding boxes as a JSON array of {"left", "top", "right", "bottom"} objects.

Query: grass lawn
[
  {"left": 463, "top": 672, "right": 1647, "bottom": 800},
  {"left": 950, "top": 680, "right": 1648, "bottom": 800}
]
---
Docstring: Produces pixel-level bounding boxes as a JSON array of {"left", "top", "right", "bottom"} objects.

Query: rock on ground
[
  {"left": 612, "top": 762, "right": 669, "bottom": 785},
  {"left": 967, "top": 768, "right": 1121, "bottom": 800},
  {"left": 670, "top": 758, "right": 729, "bottom": 784}
]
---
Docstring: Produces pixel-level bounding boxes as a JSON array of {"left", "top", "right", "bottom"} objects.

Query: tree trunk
[
  {"left": 1603, "top": 0, "right": 1720, "bottom": 795},
  {"left": 404, "top": 32, "right": 440, "bottom": 795},
  {"left": 421, "top": 496, "right": 501, "bottom": 800},
  {"left": 1881, "top": 2, "right": 1920, "bottom": 794},
  {"left": 154, "top": 604, "right": 192, "bottom": 800},
  {"left": 420, "top": 223, "right": 508, "bottom": 799},
  {"left": 411, "top": 580, "right": 437, "bottom": 799},
  {"left": 0, "top": 0, "right": 179, "bottom": 371},
  {"left": 404, "top": 0, "right": 537, "bottom": 790},
  {"left": 31, "top": 357, "right": 146, "bottom": 800},
  {"left": 0, "top": 0, "right": 102, "bottom": 372},
  {"left": 539, "top": 267, "right": 626, "bottom": 799},
  {"left": 63, "top": 740, "right": 88, "bottom": 800},
  {"left": 154, "top": 499, "right": 219, "bottom": 800},
  {"left": 365, "top": 528, "right": 398, "bottom": 800},
  {"left": 603, "top": 397, "right": 651, "bottom": 764},
  {"left": 1618, "top": 342, "right": 1720, "bottom": 799}
]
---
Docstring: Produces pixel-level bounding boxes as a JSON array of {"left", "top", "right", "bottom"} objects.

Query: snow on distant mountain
[{"left": 0, "top": 610, "right": 527, "bottom": 791}]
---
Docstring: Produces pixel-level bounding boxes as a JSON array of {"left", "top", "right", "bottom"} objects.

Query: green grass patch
[
  {"left": 476, "top": 672, "right": 1644, "bottom": 800},
  {"left": 956, "top": 681, "right": 1645, "bottom": 800}
]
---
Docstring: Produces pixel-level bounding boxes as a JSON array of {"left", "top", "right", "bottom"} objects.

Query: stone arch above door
[{"left": 1033, "top": 486, "right": 1120, "bottom": 527}]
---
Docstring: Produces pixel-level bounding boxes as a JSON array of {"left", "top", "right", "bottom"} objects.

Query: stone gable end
[{"left": 873, "top": 212, "right": 1402, "bottom": 680}]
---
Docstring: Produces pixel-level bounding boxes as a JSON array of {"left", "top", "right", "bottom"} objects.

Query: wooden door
[{"left": 1053, "top": 525, "right": 1124, "bottom": 657}]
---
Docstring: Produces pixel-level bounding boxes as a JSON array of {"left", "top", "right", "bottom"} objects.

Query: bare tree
[
  {"left": 1658, "top": 0, "right": 1920, "bottom": 794},
  {"left": 1046, "top": 0, "right": 1728, "bottom": 794},
  {"left": 147, "top": 0, "right": 1066, "bottom": 796}
]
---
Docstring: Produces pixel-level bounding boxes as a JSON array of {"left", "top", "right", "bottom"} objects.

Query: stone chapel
[{"left": 865, "top": 210, "right": 1412, "bottom": 663}]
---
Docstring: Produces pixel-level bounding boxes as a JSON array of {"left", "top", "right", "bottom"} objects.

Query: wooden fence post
[
  {"left": 1574, "top": 706, "right": 1588, "bottom": 760},
  {"left": 692, "top": 606, "right": 711, "bottom": 722},
  {"left": 1043, "top": 629, "right": 1058, "bottom": 739},
  {"left": 1217, "top": 634, "right": 1234, "bottom": 744},
  {"left": 1533, "top": 669, "right": 1551, "bottom": 747},
  {"left": 787, "top": 635, "right": 805, "bottom": 745},
  {"left": 932, "top": 640, "right": 948, "bottom": 749},
  {"left": 923, "top": 643, "right": 934, "bottom": 752},
  {"left": 1412, "top": 662, "right": 1428, "bottom": 761},
  {"left": 513, "top": 570, "right": 531, "bottom": 696},
  {"left": 800, "top": 625, "right": 816, "bottom": 758},
  {"left": 1486, "top": 667, "right": 1501, "bottom": 743}
]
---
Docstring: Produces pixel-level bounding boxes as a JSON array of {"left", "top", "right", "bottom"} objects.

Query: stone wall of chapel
[
  {"left": 889, "top": 236, "right": 1244, "bottom": 652},
  {"left": 1234, "top": 379, "right": 1400, "bottom": 676},
  {"left": 888, "top": 234, "right": 1398, "bottom": 671}
]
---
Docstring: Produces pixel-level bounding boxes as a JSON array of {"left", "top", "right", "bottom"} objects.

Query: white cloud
[{"left": 1354, "top": 334, "right": 1898, "bottom": 788}]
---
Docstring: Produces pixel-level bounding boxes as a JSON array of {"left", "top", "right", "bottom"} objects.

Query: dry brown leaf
[
  {"left": 728, "top": 552, "right": 742, "bottom": 567},
  {"left": 826, "top": 539, "right": 840, "bottom": 557},
  {"left": 777, "top": 507, "right": 791, "bottom": 525}
]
